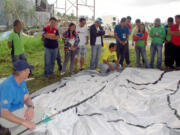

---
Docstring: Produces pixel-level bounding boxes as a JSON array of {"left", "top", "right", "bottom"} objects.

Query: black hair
[
  {"left": 13, "top": 20, "right": 21, "bottom": 27},
  {"left": 167, "top": 17, "right": 174, "bottom": 23},
  {"left": 109, "top": 43, "right": 116, "bottom": 49},
  {"left": 135, "top": 19, "right": 141, "bottom": 23},
  {"left": 67, "top": 23, "right": 76, "bottom": 38},
  {"left": 79, "top": 17, "right": 86, "bottom": 23},
  {"left": 121, "top": 17, "right": 126, "bottom": 23},
  {"left": 168, "top": 17, "right": 174, "bottom": 22},
  {"left": 138, "top": 23, "right": 146, "bottom": 33},
  {"left": 49, "top": 17, "right": 57, "bottom": 21},
  {"left": 175, "top": 15, "right": 180, "bottom": 19},
  {"left": 127, "top": 16, "right": 131, "bottom": 20}
]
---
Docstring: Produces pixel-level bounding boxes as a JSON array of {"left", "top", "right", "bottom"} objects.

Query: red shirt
[
  {"left": 127, "top": 24, "right": 132, "bottom": 31},
  {"left": 133, "top": 32, "right": 148, "bottom": 46},
  {"left": 170, "top": 24, "right": 180, "bottom": 46},
  {"left": 43, "top": 25, "right": 59, "bottom": 49}
]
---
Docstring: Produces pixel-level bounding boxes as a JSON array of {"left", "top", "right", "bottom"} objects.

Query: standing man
[
  {"left": 170, "top": 15, "right": 180, "bottom": 70},
  {"left": 8, "top": 20, "right": 26, "bottom": 63},
  {"left": 74, "top": 17, "right": 89, "bottom": 71},
  {"left": 114, "top": 17, "right": 130, "bottom": 67},
  {"left": 164, "top": 17, "right": 174, "bottom": 69},
  {"left": 126, "top": 16, "right": 132, "bottom": 32},
  {"left": 43, "top": 17, "right": 60, "bottom": 77},
  {"left": 0, "top": 60, "right": 35, "bottom": 133},
  {"left": 90, "top": 18, "right": 105, "bottom": 70},
  {"left": 150, "top": 18, "right": 165, "bottom": 69},
  {"left": 132, "top": 19, "right": 141, "bottom": 46}
]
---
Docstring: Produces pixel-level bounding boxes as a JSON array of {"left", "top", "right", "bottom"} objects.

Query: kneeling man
[
  {"left": 0, "top": 60, "right": 35, "bottom": 133},
  {"left": 100, "top": 43, "right": 121, "bottom": 74}
]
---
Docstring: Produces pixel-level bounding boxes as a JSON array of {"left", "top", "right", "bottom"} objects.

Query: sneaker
[
  {"left": 127, "top": 64, "right": 131, "bottom": 67},
  {"left": 61, "top": 72, "right": 65, "bottom": 76}
]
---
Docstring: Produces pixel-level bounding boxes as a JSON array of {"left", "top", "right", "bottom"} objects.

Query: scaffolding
[{"left": 54, "top": 0, "right": 96, "bottom": 21}]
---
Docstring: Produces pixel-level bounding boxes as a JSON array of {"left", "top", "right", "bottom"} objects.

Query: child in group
[
  {"left": 100, "top": 43, "right": 121, "bottom": 74},
  {"left": 61, "top": 23, "right": 80, "bottom": 75},
  {"left": 133, "top": 23, "right": 150, "bottom": 68}
]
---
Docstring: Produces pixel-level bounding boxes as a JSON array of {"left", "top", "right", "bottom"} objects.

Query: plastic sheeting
[
  {"left": 0, "top": 31, "right": 11, "bottom": 41},
  {"left": 11, "top": 68, "right": 180, "bottom": 135}
]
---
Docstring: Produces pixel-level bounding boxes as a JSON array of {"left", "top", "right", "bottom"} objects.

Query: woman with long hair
[
  {"left": 61, "top": 23, "right": 80, "bottom": 75},
  {"left": 133, "top": 23, "right": 150, "bottom": 68}
]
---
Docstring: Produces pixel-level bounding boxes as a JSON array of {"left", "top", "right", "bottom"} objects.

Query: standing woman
[
  {"left": 61, "top": 23, "right": 80, "bottom": 75},
  {"left": 133, "top": 23, "right": 150, "bottom": 68}
]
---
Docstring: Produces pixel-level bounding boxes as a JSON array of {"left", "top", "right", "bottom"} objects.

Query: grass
[{"left": 0, "top": 35, "right": 165, "bottom": 93}]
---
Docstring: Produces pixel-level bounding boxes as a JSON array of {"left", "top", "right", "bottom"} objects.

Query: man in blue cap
[
  {"left": 0, "top": 60, "right": 35, "bottom": 132},
  {"left": 90, "top": 18, "right": 105, "bottom": 70}
]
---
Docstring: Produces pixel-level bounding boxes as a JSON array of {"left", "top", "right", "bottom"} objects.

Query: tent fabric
[{"left": 6, "top": 68, "right": 180, "bottom": 135}]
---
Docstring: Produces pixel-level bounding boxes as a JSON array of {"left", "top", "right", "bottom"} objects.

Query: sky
[{"left": 48, "top": 0, "right": 180, "bottom": 23}]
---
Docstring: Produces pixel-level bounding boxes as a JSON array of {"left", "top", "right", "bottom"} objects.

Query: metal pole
[
  {"left": 94, "top": 0, "right": 95, "bottom": 20},
  {"left": 65, "top": 0, "right": 67, "bottom": 14},
  {"left": 76, "top": 0, "right": 78, "bottom": 21}
]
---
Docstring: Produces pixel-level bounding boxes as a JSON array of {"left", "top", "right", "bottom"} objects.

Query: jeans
[
  {"left": 90, "top": 45, "right": 102, "bottom": 70},
  {"left": 116, "top": 43, "right": 130, "bottom": 66},
  {"left": 135, "top": 46, "right": 150, "bottom": 68},
  {"left": 172, "top": 44, "right": 180, "bottom": 67},
  {"left": 44, "top": 47, "right": 58, "bottom": 76},
  {"left": 150, "top": 43, "right": 163, "bottom": 69},
  {"left": 12, "top": 53, "right": 26, "bottom": 63},
  {"left": 100, "top": 63, "right": 117, "bottom": 74},
  {"left": 56, "top": 49, "right": 62, "bottom": 71},
  {"left": 62, "top": 50, "right": 76, "bottom": 73},
  {"left": 164, "top": 42, "right": 174, "bottom": 68}
]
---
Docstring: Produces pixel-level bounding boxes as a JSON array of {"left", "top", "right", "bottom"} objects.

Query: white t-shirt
[
  {"left": 69, "top": 35, "right": 75, "bottom": 46},
  {"left": 76, "top": 25, "right": 88, "bottom": 46},
  {"left": 95, "top": 27, "right": 102, "bottom": 45}
]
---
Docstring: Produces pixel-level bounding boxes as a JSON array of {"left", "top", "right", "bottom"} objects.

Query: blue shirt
[
  {"left": 114, "top": 25, "right": 130, "bottom": 43},
  {"left": 0, "top": 75, "right": 29, "bottom": 112}
]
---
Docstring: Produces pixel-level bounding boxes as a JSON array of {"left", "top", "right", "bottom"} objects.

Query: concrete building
[
  {"left": 0, "top": 0, "right": 54, "bottom": 29},
  {"left": 101, "top": 15, "right": 119, "bottom": 37}
]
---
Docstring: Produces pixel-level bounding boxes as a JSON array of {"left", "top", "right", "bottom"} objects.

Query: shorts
[{"left": 75, "top": 47, "right": 86, "bottom": 58}]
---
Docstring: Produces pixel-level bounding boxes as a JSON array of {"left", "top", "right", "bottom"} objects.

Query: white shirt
[
  {"left": 95, "top": 27, "right": 102, "bottom": 45},
  {"left": 76, "top": 25, "right": 88, "bottom": 46},
  {"left": 69, "top": 39, "right": 75, "bottom": 46}
]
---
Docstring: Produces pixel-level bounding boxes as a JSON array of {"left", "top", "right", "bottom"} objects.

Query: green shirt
[
  {"left": 150, "top": 26, "right": 165, "bottom": 45},
  {"left": 137, "top": 34, "right": 145, "bottom": 47},
  {"left": 8, "top": 30, "right": 24, "bottom": 56},
  {"left": 166, "top": 27, "right": 171, "bottom": 42}
]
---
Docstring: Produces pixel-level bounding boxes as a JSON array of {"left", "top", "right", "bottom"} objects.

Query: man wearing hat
[
  {"left": 150, "top": 18, "right": 165, "bottom": 69},
  {"left": 90, "top": 18, "right": 105, "bottom": 70},
  {"left": 0, "top": 60, "right": 35, "bottom": 133}
]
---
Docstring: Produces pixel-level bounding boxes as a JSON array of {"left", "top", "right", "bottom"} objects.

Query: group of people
[
  {"left": 42, "top": 17, "right": 105, "bottom": 76},
  {"left": 115, "top": 15, "right": 180, "bottom": 70},
  {"left": 43, "top": 15, "right": 180, "bottom": 76},
  {"left": 0, "top": 14, "right": 180, "bottom": 134},
  {"left": 4, "top": 15, "right": 180, "bottom": 77}
]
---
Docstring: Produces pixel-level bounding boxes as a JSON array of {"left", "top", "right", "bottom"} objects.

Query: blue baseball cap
[
  {"left": 13, "top": 60, "right": 34, "bottom": 71},
  {"left": 96, "top": 18, "right": 103, "bottom": 24}
]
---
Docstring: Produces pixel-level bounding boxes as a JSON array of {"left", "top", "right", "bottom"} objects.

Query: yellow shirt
[{"left": 103, "top": 50, "right": 117, "bottom": 63}]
